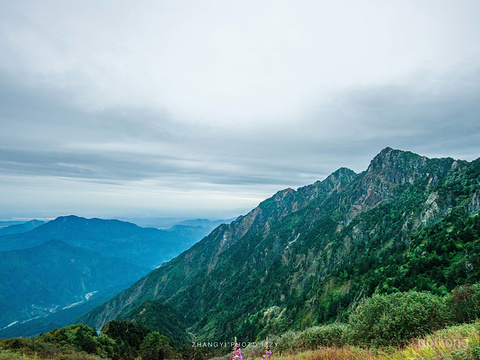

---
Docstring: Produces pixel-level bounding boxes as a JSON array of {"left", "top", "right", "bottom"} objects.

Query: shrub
[
  {"left": 274, "top": 324, "right": 352, "bottom": 354},
  {"left": 298, "top": 324, "right": 350, "bottom": 349},
  {"left": 275, "top": 331, "right": 300, "bottom": 354},
  {"left": 447, "top": 284, "right": 480, "bottom": 324},
  {"left": 0, "top": 350, "right": 33, "bottom": 360},
  {"left": 349, "top": 291, "right": 447, "bottom": 347},
  {"left": 139, "top": 332, "right": 173, "bottom": 360}
]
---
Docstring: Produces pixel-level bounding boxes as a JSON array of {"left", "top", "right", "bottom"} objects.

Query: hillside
[
  {"left": 121, "top": 301, "right": 189, "bottom": 346},
  {"left": 0, "top": 240, "right": 148, "bottom": 331},
  {"left": 79, "top": 148, "right": 480, "bottom": 341}
]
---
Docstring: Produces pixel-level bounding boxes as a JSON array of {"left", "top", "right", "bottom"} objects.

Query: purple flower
[
  {"left": 264, "top": 339, "right": 272, "bottom": 360},
  {"left": 233, "top": 349, "right": 242, "bottom": 360}
]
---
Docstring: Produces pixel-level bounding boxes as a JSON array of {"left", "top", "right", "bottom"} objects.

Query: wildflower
[
  {"left": 234, "top": 348, "right": 242, "bottom": 360},
  {"left": 232, "top": 337, "right": 242, "bottom": 360},
  {"left": 262, "top": 337, "right": 272, "bottom": 360}
]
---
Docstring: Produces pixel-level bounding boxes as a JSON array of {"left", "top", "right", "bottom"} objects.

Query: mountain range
[
  {"left": 0, "top": 240, "right": 147, "bottom": 332},
  {"left": 0, "top": 216, "right": 224, "bottom": 338},
  {"left": 0, "top": 215, "right": 224, "bottom": 269},
  {"left": 79, "top": 147, "right": 480, "bottom": 342}
]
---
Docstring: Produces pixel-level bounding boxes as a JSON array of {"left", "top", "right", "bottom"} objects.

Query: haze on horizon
[{"left": 1, "top": 0, "right": 480, "bottom": 220}]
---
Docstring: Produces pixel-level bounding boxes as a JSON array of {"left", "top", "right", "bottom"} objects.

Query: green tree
[
  {"left": 447, "top": 284, "right": 480, "bottom": 324},
  {"left": 139, "top": 332, "right": 173, "bottom": 360}
]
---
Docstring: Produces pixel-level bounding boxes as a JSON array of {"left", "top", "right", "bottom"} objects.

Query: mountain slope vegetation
[
  {"left": 80, "top": 148, "right": 480, "bottom": 342},
  {"left": 0, "top": 240, "right": 148, "bottom": 331}
]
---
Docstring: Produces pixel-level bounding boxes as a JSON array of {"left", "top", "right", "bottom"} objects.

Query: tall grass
[
  {"left": 258, "top": 323, "right": 479, "bottom": 360},
  {"left": 0, "top": 350, "right": 39, "bottom": 360}
]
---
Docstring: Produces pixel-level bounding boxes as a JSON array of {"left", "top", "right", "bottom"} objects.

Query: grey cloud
[
  {"left": 198, "top": 66, "right": 480, "bottom": 184},
  {"left": 1, "top": 65, "right": 480, "bottom": 219},
  {"left": 0, "top": 73, "right": 176, "bottom": 144},
  {"left": 2, "top": 1, "right": 480, "bottom": 218},
  {"left": 0, "top": 72, "right": 331, "bottom": 189},
  {"left": 0, "top": 147, "right": 181, "bottom": 181},
  {"left": 298, "top": 67, "right": 480, "bottom": 163}
]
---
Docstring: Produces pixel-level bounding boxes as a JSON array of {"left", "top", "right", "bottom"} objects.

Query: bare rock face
[{"left": 469, "top": 190, "right": 480, "bottom": 214}]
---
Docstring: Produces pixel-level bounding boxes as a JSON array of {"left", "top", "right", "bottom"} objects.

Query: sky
[{"left": 1, "top": 0, "right": 480, "bottom": 220}]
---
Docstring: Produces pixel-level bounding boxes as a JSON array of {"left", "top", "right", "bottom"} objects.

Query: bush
[
  {"left": 298, "top": 323, "right": 350, "bottom": 349},
  {"left": 274, "top": 324, "right": 352, "bottom": 354},
  {"left": 447, "top": 284, "right": 480, "bottom": 324},
  {"left": 349, "top": 291, "right": 447, "bottom": 347},
  {"left": 275, "top": 331, "right": 300, "bottom": 354},
  {"left": 0, "top": 350, "right": 33, "bottom": 360},
  {"left": 139, "top": 332, "right": 173, "bottom": 360}
]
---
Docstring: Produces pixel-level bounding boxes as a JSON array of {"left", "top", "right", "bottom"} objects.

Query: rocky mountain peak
[
  {"left": 324, "top": 167, "right": 357, "bottom": 187},
  {"left": 365, "top": 147, "right": 432, "bottom": 186},
  {"left": 368, "top": 147, "right": 416, "bottom": 171}
]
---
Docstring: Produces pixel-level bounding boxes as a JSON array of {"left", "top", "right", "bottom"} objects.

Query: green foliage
[
  {"left": 0, "top": 350, "right": 36, "bottom": 360},
  {"left": 298, "top": 324, "right": 350, "bottom": 349},
  {"left": 41, "top": 324, "right": 116, "bottom": 358},
  {"left": 0, "top": 324, "right": 114, "bottom": 359},
  {"left": 121, "top": 301, "right": 190, "bottom": 346},
  {"left": 100, "top": 319, "right": 186, "bottom": 360},
  {"left": 447, "top": 284, "right": 480, "bottom": 324},
  {"left": 275, "top": 331, "right": 300, "bottom": 354},
  {"left": 4, "top": 284, "right": 480, "bottom": 359},
  {"left": 101, "top": 320, "right": 150, "bottom": 350},
  {"left": 0, "top": 321, "right": 185, "bottom": 360},
  {"left": 348, "top": 291, "right": 447, "bottom": 347},
  {"left": 275, "top": 286, "right": 480, "bottom": 352},
  {"left": 139, "top": 332, "right": 174, "bottom": 360},
  {"left": 399, "top": 211, "right": 480, "bottom": 292},
  {"left": 274, "top": 324, "right": 351, "bottom": 354},
  {"left": 270, "top": 323, "right": 480, "bottom": 360}
]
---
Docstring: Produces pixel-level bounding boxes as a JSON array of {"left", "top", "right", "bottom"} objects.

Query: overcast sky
[{"left": 1, "top": 0, "right": 480, "bottom": 220}]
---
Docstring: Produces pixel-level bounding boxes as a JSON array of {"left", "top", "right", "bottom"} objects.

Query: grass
[
  {"left": 258, "top": 323, "right": 480, "bottom": 360},
  {"left": 0, "top": 351, "right": 41, "bottom": 360},
  {"left": 1, "top": 323, "right": 478, "bottom": 359},
  {"left": 0, "top": 349, "right": 104, "bottom": 360}
]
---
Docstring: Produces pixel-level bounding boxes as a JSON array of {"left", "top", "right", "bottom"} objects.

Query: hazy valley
[{"left": 0, "top": 217, "right": 224, "bottom": 338}]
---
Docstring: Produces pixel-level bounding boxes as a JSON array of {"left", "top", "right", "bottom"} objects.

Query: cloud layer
[{"left": 1, "top": 1, "right": 480, "bottom": 218}]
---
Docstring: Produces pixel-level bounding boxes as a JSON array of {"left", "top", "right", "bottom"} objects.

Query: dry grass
[{"left": 258, "top": 323, "right": 479, "bottom": 360}]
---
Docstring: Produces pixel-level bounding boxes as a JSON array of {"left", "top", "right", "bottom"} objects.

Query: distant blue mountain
[
  {"left": 0, "top": 215, "right": 227, "bottom": 338},
  {"left": 0, "top": 240, "right": 148, "bottom": 332},
  {"left": 0, "top": 220, "right": 45, "bottom": 236},
  {"left": 0, "top": 215, "right": 223, "bottom": 268}
]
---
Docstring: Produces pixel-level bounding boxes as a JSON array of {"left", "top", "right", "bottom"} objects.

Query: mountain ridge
[
  {"left": 80, "top": 147, "right": 480, "bottom": 341},
  {"left": 0, "top": 220, "right": 45, "bottom": 236},
  {"left": 0, "top": 215, "right": 221, "bottom": 268}
]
